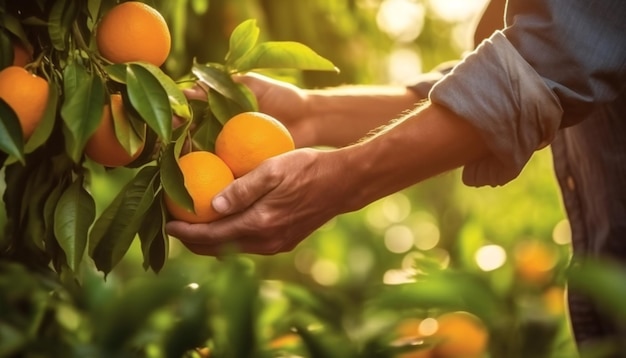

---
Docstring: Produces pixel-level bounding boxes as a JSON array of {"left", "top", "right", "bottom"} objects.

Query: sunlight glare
[
  {"left": 475, "top": 244, "right": 507, "bottom": 271},
  {"left": 552, "top": 219, "right": 572, "bottom": 245},
  {"left": 428, "top": 0, "right": 489, "bottom": 22},
  {"left": 377, "top": 0, "right": 426, "bottom": 42}
]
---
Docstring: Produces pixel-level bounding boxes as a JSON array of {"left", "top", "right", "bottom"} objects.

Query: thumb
[{"left": 211, "top": 166, "right": 279, "bottom": 215}]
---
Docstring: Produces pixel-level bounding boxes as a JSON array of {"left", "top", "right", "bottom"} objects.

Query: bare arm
[
  {"left": 166, "top": 101, "right": 488, "bottom": 255},
  {"left": 234, "top": 73, "right": 421, "bottom": 148}
]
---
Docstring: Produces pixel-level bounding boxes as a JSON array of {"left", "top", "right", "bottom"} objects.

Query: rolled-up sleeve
[
  {"left": 428, "top": 0, "right": 626, "bottom": 187},
  {"left": 429, "top": 32, "right": 563, "bottom": 187}
]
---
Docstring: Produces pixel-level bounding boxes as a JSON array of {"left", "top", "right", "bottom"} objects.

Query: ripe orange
[
  {"left": 95, "top": 1, "right": 171, "bottom": 66},
  {"left": 85, "top": 93, "right": 145, "bottom": 167},
  {"left": 513, "top": 239, "right": 558, "bottom": 285},
  {"left": 164, "top": 151, "right": 234, "bottom": 223},
  {"left": 215, "top": 111, "right": 295, "bottom": 177},
  {"left": 431, "top": 312, "right": 488, "bottom": 358},
  {"left": 0, "top": 66, "right": 49, "bottom": 140}
]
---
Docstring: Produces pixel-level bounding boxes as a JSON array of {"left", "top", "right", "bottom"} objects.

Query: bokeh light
[
  {"left": 413, "top": 220, "right": 440, "bottom": 251},
  {"left": 387, "top": 47, "right": 423, "bottom": 84},
  {"left": 310, "top": 258, "right": 341, "bottom": 286},
  {"left": 475, "top": 244, "right": 507, "bottom": 271},
  {"left": 427, "top": 0, "right": 488, "bottom": 22},
  {"left": 385, "top": 224, "right": 415, "bottom": 253},
  {"left": 552, "top": 219, "right": 572, "bottom": 245},
  {"left": 376, "top": 0, "right": 426, "bottom": 43},
  {"left": 383, "top": 268, "right": 417, "bottom": 285}
]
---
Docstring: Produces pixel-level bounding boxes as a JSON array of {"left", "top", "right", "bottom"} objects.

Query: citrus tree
[{"left": 0, "top": 0, "right": 335, "bottom": 278}]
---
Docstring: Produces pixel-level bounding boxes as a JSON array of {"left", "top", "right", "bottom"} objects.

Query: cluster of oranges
[
  {"left": 1, "top": 1, "right": 295, "bottom": 224},
  {"left": 0, "top": 1, "right": 168, "bottom": 152},
  {"left": 164, "top": 111, "right": 295, "bottom": 224}
]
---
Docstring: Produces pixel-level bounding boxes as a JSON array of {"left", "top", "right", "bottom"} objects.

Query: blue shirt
[{"left": 426, "top": 0, "right": 626, "bottom": 353}]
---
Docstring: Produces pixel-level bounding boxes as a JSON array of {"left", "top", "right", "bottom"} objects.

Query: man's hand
[{"left": 165, "top": 148, "right": 349, "bottom": 256}]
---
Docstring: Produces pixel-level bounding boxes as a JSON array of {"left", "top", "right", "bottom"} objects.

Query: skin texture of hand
[
  {"left": 166, "top": 102, "right": 489, "bottom": 256},
  {"left": 166, "top": 148, "right": 351, "bottom": 256}
]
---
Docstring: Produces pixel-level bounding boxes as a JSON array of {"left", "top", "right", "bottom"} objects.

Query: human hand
[{"left": 165, "top": 148, "right": 350, "bottom": 256}]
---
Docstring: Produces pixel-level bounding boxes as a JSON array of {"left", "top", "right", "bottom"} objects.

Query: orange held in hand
[
  {"left": 215, "top": 111, "right": 295, "bottom": 177},
  {"left": 95, "top": 1, "right": 171, "bottom": 66},
  {"left": 0, "top": 66, "right": 49, "bottom": 140},
  {"left": 85, "top": 93, "right": 145, "bottom": 167},
  {"left": 164, "top": 151, "right": 235, "bottom": 223}
]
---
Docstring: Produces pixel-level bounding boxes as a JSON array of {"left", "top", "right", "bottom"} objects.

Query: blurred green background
[{"left": 5, "top": 0, "right": 609, "bottom": 357}]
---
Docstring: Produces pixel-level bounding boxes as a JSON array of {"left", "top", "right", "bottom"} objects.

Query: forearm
[
  {"left": 335, "top": 101, "right": 489, "bottom": 212},
  {"left": 305, "top": 85, "right": 421, "bottom": 148}
]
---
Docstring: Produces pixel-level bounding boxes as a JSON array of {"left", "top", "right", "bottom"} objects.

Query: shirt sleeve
[
  {"left": 429, "top": 32, "right": 563, "bottom": 187},
  {"left": 427, "top": 0, "right": 626, "bottom": 187}
]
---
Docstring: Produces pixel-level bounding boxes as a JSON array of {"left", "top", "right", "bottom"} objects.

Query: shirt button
[{"left": 566, "top": 176, "right": 576, "bottom": 191}]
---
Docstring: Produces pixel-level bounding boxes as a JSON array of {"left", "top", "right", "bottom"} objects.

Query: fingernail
[{"left": 212, "top": 195, "right": 230, "bottom": 213}]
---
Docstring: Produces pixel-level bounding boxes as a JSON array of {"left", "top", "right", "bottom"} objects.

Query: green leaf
[
  {"left": 0, "top": 99, "right": 25, "bottom": 163},
  {"left": 138, "top": 192, "right": 165, "bottom": 271},
  {"left": 132, "top": 62, "right": 192, "bottom": 121},
  {"left": 190, "top": 99, "right": 222, "bottom": 152},
  {"left": 1, "top": 13, "right": 30, "bottom": 47},
  {"left": 25, "top": 82, "right": 59, "bottom": 153},
  {"left": 191, "top": 62, "right": 256, "bottom": 111},
  {"left": 148, "top": 202, "right": 169, "bottom": 273},
  {"left": 89, "top": 165, "right": 159, "bottom": 274},
  {"left": 0, "top": 30, "right": 13, "bottom": 70},
  {"left": 48, "top": 0, "right": 77, "bottom": 51},
  {"left": 107, "top": 62, "right": 192, "bottom": 121},
  {"left": 233, "top": 41, "right": 339, "bottom": 73},
  {"left": 104, "top": 63, "right": 127, "bottom": 83},
  {"left": 53, "top": 177, "right": 96, "bottom": 272},
  {"left": 126, "top": 63, "right": 172, "bottom": 142},
  {"left": 207, "top": 85, "right": 255, "bottom": 125},
  {"left": 111, "top": 94, "right": 145, "bottom": 156},
  {"left": 159, "top": 143, "right": 194, "bottom": 214},
  {"left": 60, "top": 62, "right": 106, "bottom": 162},
  {"left": 225, "top": 19, "right": 260, "bottom": 66}
]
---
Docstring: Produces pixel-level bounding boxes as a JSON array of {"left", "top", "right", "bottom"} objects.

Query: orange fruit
[
  {"left": 513, "top": 239, "right": 558, "bottom": 285},
  {"left": 0, "top": 66, "right": 49, "bottom": 140},
  {"left": 85, "top": 94, "right": 145, "bottom": 167},
  {"left": 215, "top": 111, "right": 295, "bottom": 177},
  {"left": 164, "top": 151, "right": 234, "bottom": 223},
  {"left": 431, "top": 312, "right": 488, "bottom": 358},
  {"left": 95, "top": 1, "right": 171, "bottom": 66},
  {"left": 12, "top": 41, "right": 32, "bottom": 67}
]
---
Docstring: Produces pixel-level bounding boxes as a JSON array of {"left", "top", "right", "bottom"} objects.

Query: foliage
[
  {"left": 0, "top": 1, "right": 336, "bottom": 279},
  {"left": 2, "top": 1, "right": 626, "bottom": 358}
]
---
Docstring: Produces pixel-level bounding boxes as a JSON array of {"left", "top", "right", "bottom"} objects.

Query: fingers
[{"left": 212, "top": 163, "right": 281, "bottom": 216}]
